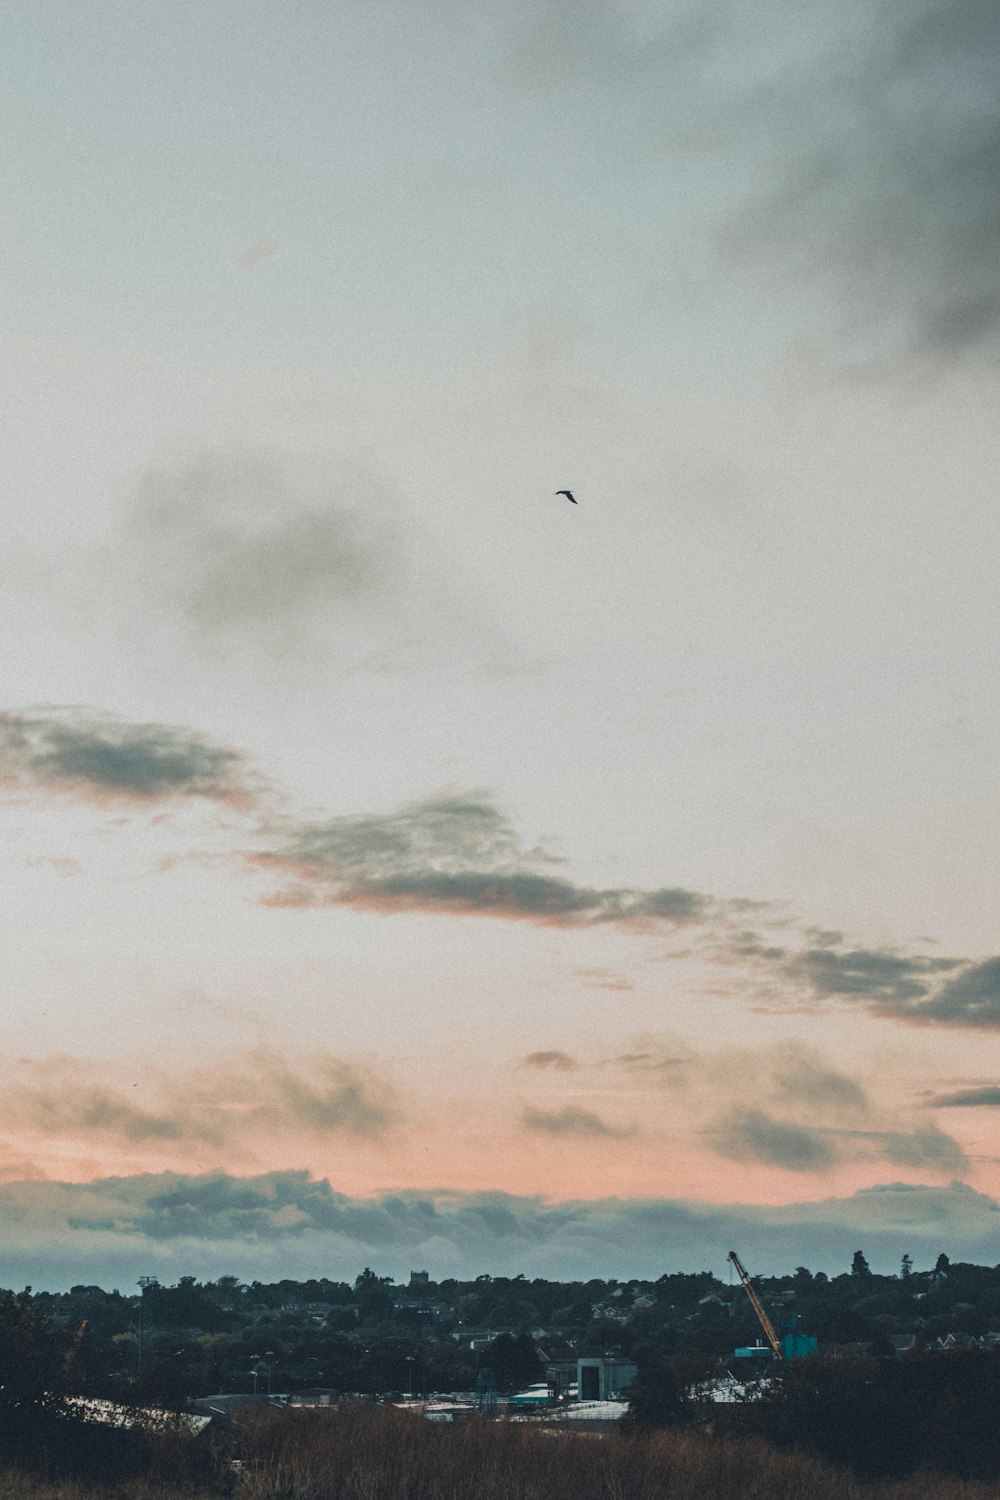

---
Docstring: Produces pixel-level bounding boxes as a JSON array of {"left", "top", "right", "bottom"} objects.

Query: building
[{"left": 576, "top": 1357, "right": 637, "bottom": 1401}]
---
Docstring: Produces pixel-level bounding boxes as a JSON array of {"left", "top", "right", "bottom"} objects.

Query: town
[
  {"left": 20, "top": 1248, "right": 1000, "bottom": 1406},
  {"left": 5, "top": 1250, "right": 1000, "bottom": 1491}
]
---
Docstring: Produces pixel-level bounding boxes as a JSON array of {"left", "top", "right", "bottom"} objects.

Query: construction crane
[{"left": 728, "top": 1250, "right": 782, "bottom": 1360}]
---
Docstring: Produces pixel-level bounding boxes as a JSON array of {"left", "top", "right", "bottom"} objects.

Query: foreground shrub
[
  {"left": 231, "top": 1401, "right": 1000, "bottom": 1500},
  {"left": 5, "top": 1398, "right": 1000, "bottom": 1499},
  {"left": 753, "top": 1351, "right": 1000, "bottom": 1480}
]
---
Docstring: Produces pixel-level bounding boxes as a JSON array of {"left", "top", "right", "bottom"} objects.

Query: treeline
[{"left": 20, "top": 1250, "right": 1000, "bottom": 1400}]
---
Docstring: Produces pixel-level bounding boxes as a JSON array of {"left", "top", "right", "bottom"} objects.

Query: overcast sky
[{"left": 2, "top": 0, "right": 1000, "bottom": 1289}]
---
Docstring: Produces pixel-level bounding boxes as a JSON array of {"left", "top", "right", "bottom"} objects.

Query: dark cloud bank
[
  {"left": 0, "top": 1171, "right": 996, "bottom": 1291},
  {"left": 726, "top": 0, "right": 1000, "bottom": 367}
]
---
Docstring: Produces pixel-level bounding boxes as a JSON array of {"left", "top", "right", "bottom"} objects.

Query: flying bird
[{"left": 555, "top": 490, "right": 578, "bottom": 504}]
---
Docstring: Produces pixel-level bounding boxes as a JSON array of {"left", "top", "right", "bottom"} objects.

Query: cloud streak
[
  {"left": 521, "top": 1050, "right": 581, "bottom": 1071},
  {"left": 709, "top": 1108, "right": 837, "bottom": 1172},
  {"left": 926, "top": 1085, "right": 1000, "bottom": 1109},
  {"left": 707, "top": 1108, "right": 967, "bottom": 1176},
  {"left": 522, "top": 1105, "right": 633, "bottom": 1139},
  {"left": 253, "top": 790, "right": 715, "bottom": 930}
]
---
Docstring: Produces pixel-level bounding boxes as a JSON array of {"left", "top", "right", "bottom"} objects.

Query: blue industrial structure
[{"left": 728, "top": 1252, "right": 816, "bottom": 1363}]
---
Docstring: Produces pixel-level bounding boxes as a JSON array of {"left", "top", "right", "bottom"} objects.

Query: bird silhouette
[{"left": 555, "top": 490, "right": 578, "bottom": 504}]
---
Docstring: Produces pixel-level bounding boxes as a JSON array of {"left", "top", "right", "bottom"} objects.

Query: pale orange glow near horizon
[{"left": 3, "top": 0, "right": 1000, "bottom": 1285}]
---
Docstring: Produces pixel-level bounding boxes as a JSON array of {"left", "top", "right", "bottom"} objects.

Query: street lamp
[{"left": 405, "top": 1354, "right": 415, "bottom": 1398}]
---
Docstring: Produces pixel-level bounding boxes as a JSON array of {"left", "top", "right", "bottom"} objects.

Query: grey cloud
[
  {"left": 709, "top": 1108, "right": 837, "bottom": 1172},
  {"left": 771, "top": 1047, "right": 870, "bottom": 1119},
  {"left": 778, "top": 943, "right": 1000, "bottom": 1030},
  {"left": 4, "top": 1172, "right": 997, "bottom": 1289},
  {"left": 522, "top": 1106, "right": 632, "bottom": 1139},
  {"left": 787, "top": 946, "right": 955, "bottom": 1003},
  {"left": 498, "top": 0, "right": 658, "bottom": 91},
  {"left": 0, "top": 710, "right": 252, "bottom": 806},
  {"left": 727, "top": 0, "right": 1000, "bottom": 367},
  {"left": 124, "top": 450, "right": 496, "bottom": 669},
  {"left": 249, "top": 1052, "right": 394, "bottom": 1138},
  {"left": 497, "top": 0, "right": 1000, "bottom": 367},
  {"left": 254, "top": 790, "right": 714, "bottom": 930},
  {"left": 2, "top": 1083, "right": 203, "bottom": 1147},
  {"left": 707, "top": 1103, "right": 966, "bottom": 1178},
  {"left": 877, "top": 1124, "right": 967, "bottom": 1175},
  {"left": 910, "top": 959, "right": 1000, "bottom": 1028},
  {"left": 521, "top": 1051, "right": 580, "bottom": 1071},
  {"left": 927, "top": 1085, "right": 1000, "bottom": 1108},
  {"left": 130, "top": 451, "right": 402, "bottom": 643},
  {"left": 727, "top": 932, "right": 788, "bottom": 962}
]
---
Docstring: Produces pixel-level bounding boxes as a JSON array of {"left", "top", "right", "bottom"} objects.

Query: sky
[{"left": 2, "top": 0, "right": 1000, "bottom": 1290}]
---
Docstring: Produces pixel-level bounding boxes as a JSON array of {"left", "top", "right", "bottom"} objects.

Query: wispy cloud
[
  {"left": 0, "top": 709, "right": 255, "bottom": 808},
  {"left": 523, "top": 1036, "right": 967, "bottom": 1178},
  {"left": 707, "top": 1107, "right": 967, "bottom": 1176},
  {"left": 709, "top": 1108, "right": 838, "bottom": 1173},
  {"left": 123, "top": 449, "right": 501, "bottom": 669},
  {"left": 575, "top": 967, "right": 635, "bottom": 992},
  {"left": 926, "top": 1085, "right": 1000, "bottom": 1109},
  {"left": 226, "top": 237, "right": 285, "bottom": 272},
  {"left": 0, "top": 1053, "right": 397, "bottom": 1158},
  {"left": 522, "top": 1105, "right": 633, "bottom": 1139},
  {"left": 521, "top": 1050, "right": 580, "bottom": 1071},
  {"left": 770, "top": 1049, "right": 870, "bottom": 1116}
]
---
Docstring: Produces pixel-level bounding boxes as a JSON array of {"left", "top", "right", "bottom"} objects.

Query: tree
[
  {"left": 625, "top": 1351, "right": 708, "bottom": 1428},
  {"left": 479, "top": 1333, "right": 541, "bottom": 1393},
  {"left": 934, "top": 1253, "right": 951, "bottom": 1276},
  {"left": 851, "top": 1251, "right": 871, "bottom": 1279},
  {"left": 900, "top": 1254, "right": 913, "bottom": 1280},
  {"left": 0, "top": 1289, "right": 70, "bottom": 1409},
  {"left": 353, "top": 1268, "right": 394, "bottom": 1322}
]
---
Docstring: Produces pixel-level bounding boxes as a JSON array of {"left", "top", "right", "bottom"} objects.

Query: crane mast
[{"left": 728, "top": 1250, "right": 782, "bottom": 1359}]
